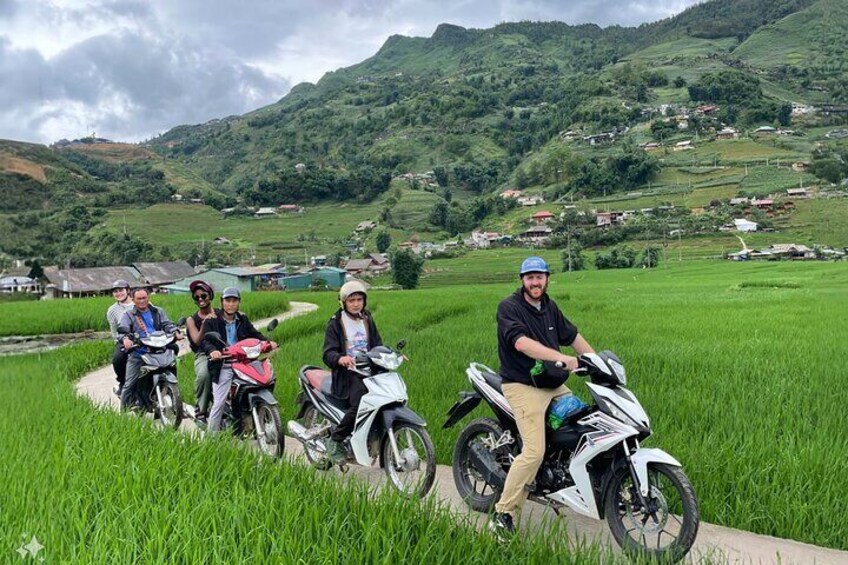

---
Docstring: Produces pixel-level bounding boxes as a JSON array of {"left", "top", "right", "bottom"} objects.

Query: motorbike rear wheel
[
  {"left": 604, "top": 462, "right": 699, "bottom": 563},
  {"left": 155, "top": 382, "right": 183, "bottom": 429},
  {"left": 451, "top": 417, "right": 507, "bottom": 512},
  {"left": 300, "top": 404, "right": 332, "bottom": 469},
  {"left": 255, "top": 403, "right": 284, "bottom": 458},
  {"left": 381, "top": 423, "right": 436, "bottom": 498}
]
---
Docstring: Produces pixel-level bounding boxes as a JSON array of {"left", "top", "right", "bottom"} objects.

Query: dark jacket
[
  {"left": 323, "top": 308, "right": 382, "bottom": 398},
  {"left": 117, "top": 304, "right": 177, "bottom": 341},
  {"left": 199, "top": 311, "right": 266, "bottom": 355},
  {"left": 497, "top": 288, "right": 578, "bottom": 387}
]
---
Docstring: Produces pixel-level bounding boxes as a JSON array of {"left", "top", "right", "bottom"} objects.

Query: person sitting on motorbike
[
  {"left": 106, "top": 279, "right": 135, "bottom": 398},
  {"left": 185, "top": 280, "right": 218, "bottom": 424},
  {"left": 490, "top": 256, "right": 595, "bottom": 540},
  {"left": 201, "top": 287, "right": 278, "bottom": 434},
  {"left": 117, "top": 287, "right": 181, "bottom": 412},
  {"left": 322, "top": 280, "right": 383, "bottom": 463}
]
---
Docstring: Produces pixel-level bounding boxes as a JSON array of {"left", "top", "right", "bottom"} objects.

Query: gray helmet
[
  {"left": 221, "top": 287, "right": 241, "bottom": 300},
  {"left": 111, "top": 279, "right": 130, "bottom": 290}
]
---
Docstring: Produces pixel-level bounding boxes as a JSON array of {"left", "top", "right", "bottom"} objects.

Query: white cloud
[{"left": 0, "top": 0, "right": 703, "bottom": 144}]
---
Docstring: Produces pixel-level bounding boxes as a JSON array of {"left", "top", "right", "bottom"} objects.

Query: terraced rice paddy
[{"left": 4, "top": 260, "right": 847, "bottom": 553}]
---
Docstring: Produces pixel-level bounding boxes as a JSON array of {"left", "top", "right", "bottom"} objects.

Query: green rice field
[
  {"left": 0, "top": 342, "right": 608, "bottom": 563},
  {"left": 5, "top": 260, "right": 847, "bottom": 551},
  {"left": 253, "top": 260, "right": 846, "bottom": 549},
  {"left": 0, "top": 292, "right": 289, "bottom": 337}
]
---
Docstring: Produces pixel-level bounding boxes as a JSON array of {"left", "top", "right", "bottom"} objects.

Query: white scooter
[
  {"left": 444, "top": 351, "right": 699, "bottom": 562},
  {"left": 288, "top": 342, "right": 436, "bottom": 497}
]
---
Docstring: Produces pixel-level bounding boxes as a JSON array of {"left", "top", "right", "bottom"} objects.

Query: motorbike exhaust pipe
[
  {"left": 468, "top": 442, "right": 507, "bottom": 490},
  {"left": 287, "top": 420, "right": 309, "bottom": 441}
]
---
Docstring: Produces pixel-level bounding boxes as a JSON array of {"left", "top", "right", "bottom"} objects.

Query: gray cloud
[{"left": 0, "top": 0, "right": 702, "bottom": 144}]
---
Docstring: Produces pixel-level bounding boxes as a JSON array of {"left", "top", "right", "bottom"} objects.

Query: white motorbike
[
  {"left": 288, "top": 342, "right": 436, "bottom": 497},
  {"left": 444, "top": 351, "right": 699, "bottom": 562}
]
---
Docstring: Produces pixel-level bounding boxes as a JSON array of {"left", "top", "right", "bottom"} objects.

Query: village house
[
  {"left": 596, "top": 211, "right": 627, "bottom": 228},
  {"left": 355, "top": 220, "right": 377, "bottom": 232},
  {"left": 583, "top": 132, "right": 615, "bottom": 146},
  {"left": 674, "top": 140, "right": 694, "bottom": 151},
  {"left": 750, "top": 198, "right": 774, "bottom": 210},
  {"left": 729, "top": 197, "right": 750, "bottom": 206},
  {"left": 133, "top": 261, "right": 197, "bottom": 289},
  {"left": 500, "top": 189, "right": 522, "bottom": 199},
  {"left": 254, "top": 207, "right": 278, "bottom": 218},
  {"left": 791, "top": 162, "right": 810, "bottom": 173},
  {"left": 531, "top": 210, "right": 555, "bottom": 225},
  {"left": 786, "top": 188, "right": 810, "bottom": 199},
  {"left": 517, "top": 195, "right": 545, "bottom": 207},
  {"left": 0, "top": 275, "right": 41, "bottom": 294},
  {"left": 641, "top": 142, "right": 662, "bottom": 151},
  {"left": 734, "top": 219, "right": 758, "bottom": 232},
  {"left": 518, "top": 226, "right": 552, "bottom": 245},
  {"left": 43, "top": 266, "right": 143, "bottom": 298},
  {"left": 716, "top": 127, "right": 739, "bottom": 140},
  {"left": 751, "top": 244, "right": 815, "bottom": 261},
  {"left": 752, "top": 126, "right": 777, "bottom": 137},
  {"left": 277, "top": 204, "right": 304, "bottom": 213}
]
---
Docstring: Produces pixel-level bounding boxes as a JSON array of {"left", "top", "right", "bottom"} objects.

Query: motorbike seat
[
  {"left": 304, "top": 368, "right": 349, "bottom": 408},
  {"left": 304, "top": 369, "right": 333, "bottom": 396},
  {"left": 481, "top": 369, "right": 503, "bottom": 394}
]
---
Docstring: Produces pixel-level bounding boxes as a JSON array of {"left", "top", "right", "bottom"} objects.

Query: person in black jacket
[
  {"left": 201, "top": 287, "right": 278, "bottom": 433},
  {"left": 490, "top": 256, "right": 595, "bottom": 540},
  {"left": 322, "top": 280, "right": 382, "bottom": 462}
]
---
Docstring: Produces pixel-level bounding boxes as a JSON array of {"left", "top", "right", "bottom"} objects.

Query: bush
[
  {"left": 561, "top": 242, "right": 587, "bottom": 272},
  {"left": 594, "top": 245, "right": 636, "bottom": 269},
  {"left": 392, "top": 249, "right": 424, "bottom": 289}
]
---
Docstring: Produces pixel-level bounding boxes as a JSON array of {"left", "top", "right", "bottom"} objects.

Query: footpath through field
[{"left": 75, "top": 301, "right": 848, "bottom": 565}]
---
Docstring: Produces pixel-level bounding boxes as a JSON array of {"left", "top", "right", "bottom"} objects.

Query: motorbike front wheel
[
  {"left": 155, "top": 382, "right": 183, "bottom": 429},
  {"left": 381, "top": 423, "right": 436, "bottom": 498},
  {"left": 254, "top": 403, "right": 284, "bottom": 458},
  {"left": 604, "top": 462, "right": 699, "bottom": 563},
  {"left": 451, "top": 417, "right": 507, "bottom": 512}
]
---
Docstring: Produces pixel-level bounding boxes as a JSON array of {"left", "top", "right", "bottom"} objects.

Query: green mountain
[
  {"left": 147, "top": 0, "right": 843, "bottom": 196},
  {"left": 4, "top": 0, "right": 848, "bottom": 267}
]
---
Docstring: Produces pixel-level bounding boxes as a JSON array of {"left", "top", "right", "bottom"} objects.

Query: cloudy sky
[{"left": 0, "top": 0, "right": 702, "bottom": 144}]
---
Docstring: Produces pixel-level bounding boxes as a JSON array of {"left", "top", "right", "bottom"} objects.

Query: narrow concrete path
[{"left": 74, "top": 300, "right": 848, "bottom": 565}]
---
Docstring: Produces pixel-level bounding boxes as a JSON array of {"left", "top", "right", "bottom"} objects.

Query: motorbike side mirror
[
  {"left": 267, "top": 319, "right": 279, "bottom": 332},
  {"left": 204, "top": 331, "right": 226, "bottom": 346},
  {"left": 117, "top": 326, "right": 130, "bottom": 335},
  {"left": 396, "top": 340, "right": 406, "bottom": 351},
  {"left": 175, "top": 316, "right": 186, "bottom": 327}
]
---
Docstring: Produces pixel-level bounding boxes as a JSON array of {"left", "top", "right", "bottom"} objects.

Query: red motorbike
[{"left": 203, "top": 320, "right": 284, "bottom": 458}]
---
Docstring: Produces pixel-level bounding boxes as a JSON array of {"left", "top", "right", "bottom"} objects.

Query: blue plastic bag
[{"left": 548, "top": 394, "right": 588, "bottom": 430}]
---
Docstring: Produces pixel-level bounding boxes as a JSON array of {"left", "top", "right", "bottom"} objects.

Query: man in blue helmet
[{"left": 490, "top": 256, "right": 595, "bottom": 539}]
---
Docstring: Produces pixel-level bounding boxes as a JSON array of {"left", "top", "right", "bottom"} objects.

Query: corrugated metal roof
[
  {"left": 344, "top": 259, "right": 372, "bottom": 271},
  {"left": 133, "top": 261, "right": 196, "bottom": 285},
  {"left": 214, "top": 266, "right": 282, "bottom": 277},
  {"left": 44, "top": 266, "right": 142, "bottom": 293}
]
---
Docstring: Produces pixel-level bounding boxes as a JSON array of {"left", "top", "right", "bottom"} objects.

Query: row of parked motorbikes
[{"left": 121, "top": 320, "right": 699, "bottom": 562}]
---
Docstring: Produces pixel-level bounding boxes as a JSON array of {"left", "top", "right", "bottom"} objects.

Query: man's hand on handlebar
[
  {"left": 209, "top": 350, "right": 223, "bottom": 360},
  {"left": 338, "top": 355, "right": 356, "bottom": 369},
  {"left": 558, "top": 355, "right": 580, "bottom": 372},
  {"left": 122, "top": 337, "right": 133, "bottom": 350}
]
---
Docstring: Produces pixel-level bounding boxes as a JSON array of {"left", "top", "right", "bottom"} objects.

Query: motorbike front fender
[
  {"left": 442, "top": 392, "right": 481, "bottom": 429},
  {"left": 151, "top": 371, "right": 178, "bottom": 386},
  {"left": 248, "top": 388, "right": 278, "bottom": 408},
  {"left": 381, "top": 405, "right": 426, "bottom": 429},
  {"left": 631, "top": 447, "right": 681, "bottom": 497}
]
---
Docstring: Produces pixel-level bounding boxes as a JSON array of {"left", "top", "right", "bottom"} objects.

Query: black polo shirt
[{"left": 497, "top": 288, "right": 578, "bottom": 386}]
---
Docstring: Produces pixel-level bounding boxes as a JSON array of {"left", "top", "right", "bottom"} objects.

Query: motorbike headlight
[
  {"left": 607, "top": 358, "right": 626, "bottom": 386},
  {"left": 243, "top": 344, "right": 262, "bottom": 359},
  {"left": 596, "top": 397, "right": 639, "bottom": 428},
  {"left": 373, "top": 352, "right": 402, "bottom": 371}
]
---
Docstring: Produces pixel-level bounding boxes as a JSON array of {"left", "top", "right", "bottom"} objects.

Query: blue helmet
[{"left": 519, "top": 256, "right": 550, "bottom": 276}]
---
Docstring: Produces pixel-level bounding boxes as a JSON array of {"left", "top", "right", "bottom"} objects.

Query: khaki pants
[{"left": 495, "top": 381, "right": 570, "bottom": 516}]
